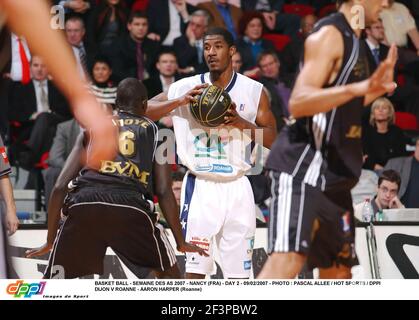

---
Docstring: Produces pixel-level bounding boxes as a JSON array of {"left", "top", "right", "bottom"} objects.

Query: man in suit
[
  {"left": 143, "top": 51, "right": 179, "bottom": 98},
  {"left": 8, "top": 55, "right": 71, "bottom": 169},
  {"left": 197, "top": 0, "right": 242, "bottom": 40},
  {"left": 43, "top": 119, "right": 80, "bottom": 208},
  {"left": 65, "top": 15, "right": 92, "bottom": 80},
  {"left": 147, "top": 0, "right": 196, "bottom": 49},
  {"left": 364, "top": 19, "right": 390, "bottom": 72},
  {"left": 173, "top": 9, "right": 210, "bottom": 76},
  {"left": 384, "top": 138, "right": 419, "bottom": 208},
  {"left": 110, "top": 11, "right": 160, "bottom": 81}
]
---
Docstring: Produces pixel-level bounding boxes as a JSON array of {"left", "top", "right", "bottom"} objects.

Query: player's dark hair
[
  {"left": 378, "top": 170, "right": 401, "bottom": 191},
  {"left": 116, "top": 78, "right": 147, "bottom": 114},
  {"left": 336, "top": 0, "right": 350, "bottom": 8},
  {"left": 204, "top": 27, "right": 234, "bottom": 47}
]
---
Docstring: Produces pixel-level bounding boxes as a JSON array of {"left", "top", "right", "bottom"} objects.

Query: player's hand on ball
[
  {"left": 25, "top": 242, "right": 53, "bottom": 258},
  {"left": 223, "top": 102, "right": 243, "bottom": 127},
  {"left": 180, "top": 84, "right": 208, "bottom": 106},
  {"left": 177, "top": 242, "right": 209, "bottom": 257}
]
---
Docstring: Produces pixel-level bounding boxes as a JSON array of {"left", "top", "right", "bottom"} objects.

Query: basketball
[{"left": 189, "top": 85, "right": 232, "bottom": 127}]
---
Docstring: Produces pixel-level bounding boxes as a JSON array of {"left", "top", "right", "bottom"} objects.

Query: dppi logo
[{"left": 6, "top": 280, "right": 46, "bottom": 298}]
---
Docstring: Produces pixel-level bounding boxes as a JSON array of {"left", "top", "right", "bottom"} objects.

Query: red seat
[
  {"left": 283, "top": 4, "right": 315, "bottom": 17},
  {"left": 132, "top": 0, "right": 149, "bottom": 11},
  {"left": 319, "top": 3, "right": 337, "bottom": 18},
  {"left": 262, "top": 34, "right": 291, "bottom": 52},
  {"left": 395, "top": 112, "right": 418, "bottom": 130}
]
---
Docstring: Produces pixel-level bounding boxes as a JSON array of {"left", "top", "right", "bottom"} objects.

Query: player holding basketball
[
  {"left": 26, "top": 79, "right": 206, "bottom": 279},
  {"left": 147, "top": 28, "right": 277, "bottom": 279},
  {"left": 258, "top": 0, "right": 397, "bottom": 279}
]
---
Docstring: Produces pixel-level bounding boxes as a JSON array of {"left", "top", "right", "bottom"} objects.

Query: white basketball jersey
[{"left": 168, "top": 72, "right": 263, "bottom": 181}]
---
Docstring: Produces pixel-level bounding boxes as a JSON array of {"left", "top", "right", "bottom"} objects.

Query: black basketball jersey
[
  {"left": 266, "top": 12, "right": 370, "bottom": 189},
  {"left": 73, "top": 111, "right": 158, "bottom": 199}
]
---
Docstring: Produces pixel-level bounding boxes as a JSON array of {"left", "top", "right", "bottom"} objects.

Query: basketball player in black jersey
[
  {"left": 258, "top": 0, "right": 398, "bottom": 279},
  {"left": 26, "top": 79, "right": 206, "bottom": 279}
]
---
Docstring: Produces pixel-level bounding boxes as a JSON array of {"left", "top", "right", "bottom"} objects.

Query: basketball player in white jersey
[{"left": 147, "top": 27, "right": 276, "bottom": 279}]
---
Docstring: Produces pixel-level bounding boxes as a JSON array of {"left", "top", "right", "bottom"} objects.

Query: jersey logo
[
  {"left": 345, "top": 126, "right": 362, "bottom": 139},
  {"left": 99, "top": 160, "right": 150, "bottom": 185},
  {"left": 239, "top": 103, "right": 245, "bottom": 111},
  {"left": 194, "top": 132, "right": 227, "bottom": 160}
]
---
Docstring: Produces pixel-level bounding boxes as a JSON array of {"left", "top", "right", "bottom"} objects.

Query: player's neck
[
  {"left": 209, "top": 67, "right": 234, "bottom": 89},
  {"left": 339, "top": 5, "right": 363, "bottom": 38}
]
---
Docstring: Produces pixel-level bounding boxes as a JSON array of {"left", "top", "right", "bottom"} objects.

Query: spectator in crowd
[
  {"left": 144, "top": 51, "right": 180, "bottom": 129},
  {"left": 87, "top": 0, "right": 129, "bottom": 57},
  {"left": 143, "top": 51, "right": 179, "bottom": 98},
  {"left": 9, "top": 55, "right": 72, "bottom": 173},
  {"left": 257, "top": 50, "right": 292, "bottom": 128},
  {"left": 235, "top": 11, "right": 276, "bottom": 76},
  {"left": 197, "top": 0, "right": 242, "bottom": 40},
  {"left": 231, "top": 50, "right": 243, "bottom": 72},
  {"left": 363, "top": 97, "right": 409, "bottom": 172},
  {"left": 110, "top": 11, "right": 160, "bottom": 81},
  {"left": 364, "top": 18, "right": 419, "bottom": 120},
  {"left": 385, "top": 138, "right": 419, "bottom": 208},
  {"left": 43, "top": 119, "right": 81, "bottom": 208},
  {"left": 0, "top": 30, "right": 32, "bottom": 139},
  {"left": 354, "top": 169, "right": 405, "bottom": 221},
  {"left": 65, "top": 15, "right": 93, "bottom": 80},
  {"left": 380, "top": 0, "right": 419, "bottom": 53},
  {"left": 174, "top": 9, "right": 210, "bottom": 76},
  {"left": 147, "top": 0, "right": 196, "bottom": 50},
  {"left": 89, "top": 56, "right": 117, "bottom": 108},
  {"left": 240, "top": 0, "right": 301, "bottom": 37},
  {"left": 281, "top": 14, "right": 317, "bottom": 75}
]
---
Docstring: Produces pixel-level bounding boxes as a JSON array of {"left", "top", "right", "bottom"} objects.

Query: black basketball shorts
[
  {"left": 44, "top": 188, "right": 177, "bottom": 279},
  {"left": 267, "top": 170, "right": 357, "bottom": 270}
]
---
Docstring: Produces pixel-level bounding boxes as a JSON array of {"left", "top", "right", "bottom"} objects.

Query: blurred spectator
[
  {"left": 364, "top": 18, "right": 419, "bottom": 120},
  {"left": 143, "top": 51, "right": 179, "bottom": 98},
  {"left": 240, "top": 0, "right": 301, "bottom": 37},
  {"left": 144, "top": 51, "right": 180, "bottom": 128},
  {"left": 363, "top": 97, "right": 409, "bottom": 172},
  {"left": 147, "top": 0, "right": 197, "bottom": 50},
  {"left": 174, "top": 9, "right": 210, "bottom": 76},
  {"left": 197, "top": 0, "right": 242, "bottom": 40},
  {"left": 354, "top": 169, "right": 404, "bottom": 220},
  {"left": 109, "top": 11, "right": 160, "bottom": 81},
  {"left": 280, "top": 14, "right": 317, "bottom": 75},
  {"left": 11, "top": 56, "right": 72, "bottom": 178},
  {"left": 385, "top": 138, "right": 419, "bottom": 208},
  {"left": 257, "top": 50, "right": 292, "bottom": 129},
  {"left": 65, "top": 15, "right": 93, "bottom": 80},
  {"left": 231, "top": 51, "right": 243, "bottom": 72},
  {"left": 380, "top": 0, "right": 419, "bottom": 53},
  {"left": 89, "top": 56, "right": 117, "bottom": 108},
  {"left": 235, "top": 11, "right": 275, "bottom": 76},
  {"left": 43, "top": 119, "right": 81, "bottom": 208},
  {"left": 87, "top": 0, "right": 129, "bottom": 57}
]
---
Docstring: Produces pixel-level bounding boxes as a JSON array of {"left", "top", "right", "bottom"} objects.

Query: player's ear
[{"left": 229, "top": 45, "right": 237, "bottom": 57}]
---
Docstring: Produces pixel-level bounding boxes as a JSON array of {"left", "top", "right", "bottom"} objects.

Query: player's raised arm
[
  {"left": 25, "top": 133, "right": 85, "bottom": 258},
  {"left": 146, "top": 84, "right": 207, "bottom": 121},
  {"left": 0, "top": 0, "right": 117, "bottom": 168},
  {"left": 289, "top": 27, "right": 397, "bottom": 119}
]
